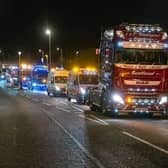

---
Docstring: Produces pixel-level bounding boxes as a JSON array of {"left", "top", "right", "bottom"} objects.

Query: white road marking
[
  {"left": 122, "top": 131, "right": 168, "bottom": 155},
  {"left": 43, "top": 110, "right": 105, "bottom": 168},
  {"left": 89, "top": 114, "right": 109, "bottom": 126},
  {"left": 78, "top": 115, "right": 107, "bottom": 126},
  {"left": 56, "top": 107, "right": 70, "bottom": 113},
  {"left": 72, "top": 106, "right": 84, "bottom": 112},
  {"left": 42, "top": 102, "right": 52, "bottom": 106},
  {"left": 59, "top": 101, "right": 68, "bottom": 105}
]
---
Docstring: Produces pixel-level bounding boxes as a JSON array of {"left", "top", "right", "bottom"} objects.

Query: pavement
[{"left": 0, "top": 86, "right": 167, "bottom": 168}]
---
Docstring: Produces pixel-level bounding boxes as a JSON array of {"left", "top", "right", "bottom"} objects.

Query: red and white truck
[{"left": 89, "top": 23, "right": 168, "bottom": 117}]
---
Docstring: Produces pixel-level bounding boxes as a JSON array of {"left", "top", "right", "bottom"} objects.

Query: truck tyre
[
  {"left": 147, "top": 112, "right": 153, "bottom": 118},
  {"left": 99, "top": 105, "right": 107, "bottom": 114},
  {"left": 90, "top": 103, "right": 96, "bottom": 111},
  {"left": 77, "top": 97, "right": 82, "bottom": 105},
  {"left": 68, "top": 97, "right": 71, "bottom": 102},
  {"left": 161, "top": 111, "right": 168, "bottom": 119},
  {"left": 67, "top": 92, "right": 71, "bottom": 102}
]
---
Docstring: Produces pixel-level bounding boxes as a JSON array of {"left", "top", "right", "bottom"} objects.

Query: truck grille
[
  {"left": 132, "top": 98, "right": 157, "bottom": 106},
  {"left": 127, "top": 88, "right": 156, "bottom": 92}
]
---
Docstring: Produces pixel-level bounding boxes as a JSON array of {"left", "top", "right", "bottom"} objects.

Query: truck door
[{"left": 48, "top": 75, "right": 54, "bottom": 92}]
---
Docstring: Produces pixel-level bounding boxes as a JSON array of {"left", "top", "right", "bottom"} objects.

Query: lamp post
[
  {"left": 0, "top": 49, "right": 2, "bottom": 67},
  {"left": 57, "top": 47, "right": 64, "bottom": 69},
  {"left": 45, "top": 29, "right": 51, "bottom": 70},
  {"left": 76, "top": 50, "right": 80, "bottom": 64},
  {"left": 18, "top": 51, "right": 22, "bottom": 89},
  {"left": 38, "top": 49, "right": 45, "bottom": 64}
]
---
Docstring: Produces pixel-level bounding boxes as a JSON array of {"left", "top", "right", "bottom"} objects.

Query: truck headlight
[
  {"left": 159, "top": 96, "right": 168, "bottom": 105},
  {"left": 22, "top": 77, "right": 26, "bottom": 81},
  {"left": 55, "top": 86, "right": 60, "bottom": 91},
  {"left": 43, "top": 79, "right": 46, "bottom": 83},
  {"left": 1, "top": 75, "right": 5, "bottom": 79},
  {"left": 80, "top": 88, "right": 86, "bottom": 95},
  {"left": 112, "top": 93, "right": 124, "bottom": 105},
  {"left": 32, "top": 83, "right": 37, "bottom": 87}
]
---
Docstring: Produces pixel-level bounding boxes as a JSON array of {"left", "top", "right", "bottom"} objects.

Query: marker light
[
  {"left": 162, "top": 32, "right": 168, "bottom": 40},
  {"left": 72, "top": 67, "right": 79, "bottom": 73},
  {"left": 126, "top": 96, "right": 132, "bottom": 104},
  {"left": 51, "top": 68, "right": 55, "bottom": 72},
  {"left": 22, "top": 77, "right": 26, "bottom": 81},
  {"left": 43, "top": 79, "right": 47, "bottom": 83},
  {"left": 21, "top": 64, "right": 27, "bottom": 69},
  {"left": 116, "top": 31, "right": 125, "bottom": 39},
  {"left": 117, "top": 42, "right": 123, "bottom": 47},
  {"left": 104, "top": 30, "right": 114, "bottom": 40},
  {"left": 164, "top": 44, "right": 168, "bottom": 48}
]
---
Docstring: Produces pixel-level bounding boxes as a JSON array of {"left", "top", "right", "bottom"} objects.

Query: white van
[
  {"left": 47, "top": 69, "right": 69, "bottom": 96},
  {"left": 67, "top": 68, "right": 99, "bottom": 104}
]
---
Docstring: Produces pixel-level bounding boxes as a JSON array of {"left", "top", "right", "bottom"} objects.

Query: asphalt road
[{"left": 0, "top": 87, "right": 167, "bottom": 168}]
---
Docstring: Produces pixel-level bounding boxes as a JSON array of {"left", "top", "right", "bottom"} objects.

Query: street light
[
  {"left": 18, "top": 51, "right": 22, "bottom": 66},
  {"left": 18, "top": 51, "right": 22, "bottom": 89},
  {"left": 57, "top": 47, "right": 64, "bottom": 69},
  {"left": 38, "top": 49, "right": 45, "bottom": 64},
  {"left": 75, "top": 50, "right": 80, "bottom": 64},
  {"left": 45, "top": 28, "right": 51, "bottom": 70},
  {"left": 0, "top": 49, "right": 2, "bottom": 66}
]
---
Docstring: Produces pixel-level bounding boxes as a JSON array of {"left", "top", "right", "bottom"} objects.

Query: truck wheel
[
  {"left": 68, "top": 97, "right": 71, "bottom": 102},
  {"left": 147, "top": 112, "right": 153, "bottom": 118},
  {"left": 161, "top": 111, "right": 168, "bottom": 119},
  {"left": 101, "top": 106, "right": 107, "bottom": 114},
  {"left": 77, "top": 98, "right": 82, "bottom": 105},
  {"left": 90, "top": 103, "right": 96, "bottom": 111}
]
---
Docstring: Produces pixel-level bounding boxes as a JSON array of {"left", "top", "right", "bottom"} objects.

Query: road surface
[{"left": 0, "top": 87, "right": 167, "bottom": 168}]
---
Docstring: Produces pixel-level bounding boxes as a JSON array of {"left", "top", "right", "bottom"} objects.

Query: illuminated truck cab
[
  {"left": 89, "top": 23, "right": 168, "bottom": 116},
  {"left": 47, "top": 68, "right": 69, "bottom": 96},
  {"left": 67, "top": 67, "right": 99, "bottom": 104},
  {"left": 30, "top": 65, "right": 49, "bottom": 91}
]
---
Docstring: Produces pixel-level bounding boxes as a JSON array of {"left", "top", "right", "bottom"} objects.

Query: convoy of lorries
[{"left": 1, "top": 23, "right": 168, "bottom": 117}]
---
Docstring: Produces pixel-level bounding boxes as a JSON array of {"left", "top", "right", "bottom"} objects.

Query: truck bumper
[{"left": 112, "top": 106, "right": 168, "bottom": 115}]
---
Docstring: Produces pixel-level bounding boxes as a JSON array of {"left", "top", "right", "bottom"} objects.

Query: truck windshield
[
  {"left": 79, "top": 75, "right": 98, "bottom": 84},
  {"left": 55, "top": 76, "right": 67, "bottom": 83},
  {"left": 115, "top": 49, "right": 168, "bottom": 65}
]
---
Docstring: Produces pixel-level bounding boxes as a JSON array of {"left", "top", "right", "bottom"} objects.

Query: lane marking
[
  {"left": 72, "top": 106, "right": 84, "bottom": 112},
  {"left": 122, "top": 131, "right": 168, "bottom": 155},
  {"left": 59, "top": 101, "right": 68, "bottom": 105},
  {"left": 56, "top": 107, "right": 70, "bottom": 113},
  {"left": 43, "top": 110, "right": 105, "bottom": 168},
  {"left": 42, "top": 102, "right": 52, "bottom": 106},
  {"left": 89, "top": 114, "right": 109, "bottom": 126},
  {"left": 78, "top": 115, "right": 106, "bottom": 126}
]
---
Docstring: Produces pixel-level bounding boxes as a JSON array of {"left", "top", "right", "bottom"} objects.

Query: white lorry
[{"left": 47, "top": 69, "right": 69, "bottom": 96}]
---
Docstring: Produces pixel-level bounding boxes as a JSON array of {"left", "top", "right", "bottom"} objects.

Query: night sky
[{"left": 0, "top": 0, "right": 168, "bottom": 64}]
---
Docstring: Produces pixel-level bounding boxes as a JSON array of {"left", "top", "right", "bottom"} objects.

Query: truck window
[
  {"left": 55, "top": 76, "right": 67, "bottom": 83},
  {"left": 79, "top": 75, "right": 98, "bottom": 85},
  {"left": 115, "top": 49, "right": 168, "bottom": 65}
]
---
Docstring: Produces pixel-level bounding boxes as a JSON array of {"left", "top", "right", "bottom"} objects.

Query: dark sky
[{"left": 0, "top": 0, "right": 168, "bottom": 59}]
